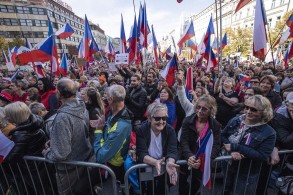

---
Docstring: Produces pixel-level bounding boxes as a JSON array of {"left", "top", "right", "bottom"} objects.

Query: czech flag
[
  {"left": 283, "top": 43, "right": 290, "bottom": 68},
  {"left": 140, "top": 2, "right": 150, "bottom": 49},
  {"left": 129, "top": 14, "right": 138, "bottom": 63},
  {"left": 273, "top": 14, "right": 293, "bottom": 47},
  {"left": 253, "top": 0, "right": 267, "bottom": 61},
  {"left": 235, "top": 0, "right": 252, "bottom": 13},
  {"left": 222, "top": 33, "right": 227, "bottom": 49},
  {"left": 152, "top": 25, "right": 159, "bottom": 67},
  {"left": 84, "top": 15, "right": 94, "bottom": 62},
  {"left": 0, "top": 131, "right": 15, "bottom": 164},
  {"left": 33, "top": 62, "right": 46, "bottom": 78},
  {"left": 105, "top": 38, "right": 115, "bottom": 60},
  {"left": 48, "top": 15, "right": 54, "bottom": 36},
  {"left": 160, "top": 53, "right": 178, "bottom": 87},
  {"left": 178, "top": 20, "right": 195, "bottom": 48},
  {"left": 207, "top": 49, "right": 218, "bottom": 72},
  {"left": 120, "top": 14, "right": 127, "bottom": 54},
  {"left": 55, "top": 23, "right": 74, "bottom": 39},
  {"left": 10, "top": 69, "right": 19, "bottom": 82},
  {"left": 59, "top": 49, "right": 69, "bottom": 75},
  {"left": 239, "top": 74, "right": 251, "bottom": 87},
  {"left": 203, "top": 16, "right": 215, "bottom": 61},
  {"left": 10, "top": 47, "right": 18, "bottom": 66},
  {"left": 187, "top": 39, "right": 197, "bottom": 51},
  {"left": 195, "top": 130, "right": 213, "bottom": 189},
  {"left": 162, "top": 45, "right": 171, "bottom": 58}
]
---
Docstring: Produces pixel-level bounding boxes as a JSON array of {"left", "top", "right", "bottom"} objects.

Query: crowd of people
[{"left": 0, "top": 59, "right": 293, "bottom": 195}]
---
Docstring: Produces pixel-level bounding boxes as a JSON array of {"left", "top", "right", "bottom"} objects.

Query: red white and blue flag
[
  {"left": 284, "top": 41, "right": 293, "bottom": 68},
  {"left": 178, "top": 20, "right": 195, "bottom": 48},
  {"left": 207, "top": 49, "right": 218, "bottom": 72},
  {"left": 33, "top": 62, "right": 46, "bottom": 78},
  {"left": 222, "top": 33, "right": 228, "bottom": 49},
  {"left": 129, "top": 14, "right": 138, "bottom": 63},
  {"left": 162, "top": 45, "right": 171, "bottom": 58},
  {"left": 273, "top": 14, "right": 293, "bottom": 47},
  {"left": 187, "top": 39, "right": 197, "bottom": 51},
  {"left": 80, "top": 15, "right": 94, "bottom": 63},
  {"left": 160, "top": 53, "right": 178, "bottom": 87},
  {"left": 140, "top": 2, "right": 150, "bottom": 49},
  {"left": 239, "top": 74, "right": 251, "bottom": 87},
  {"left": 120, "top": 14, "right": 127, "bottom": 54},
  {"left": 10, "top": 46, "right": 18, "bottom": 66},
  {"left": 59, "top": 49, "right": 69, "bottom": 75},
  {"left": 48, "top": 15, "right": 54, "bottom": 36},
  {"left": 253, "top": 0, "right": 267, "bottom": 61},
  {"left": 55, "top": 22, "right": 74, "bottom": 39},
  {"left": 0, "top": 131, "right": 15, "bottom": 164},
  {"left": 105, "top": 38, "right": 115, "bottom": 60},
  {"left": 25, "top": 38, "right": 33, "bottom": 49},
  {"left": 152, "top": 25, "right": 159, "bottom": 67},
  {"left": 195, "top": 130, "right": 213, "bottom": 189}
]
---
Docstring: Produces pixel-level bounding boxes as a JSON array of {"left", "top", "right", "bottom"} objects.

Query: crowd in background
[{"left": 0, "top": 59, "right": 293, "bottom": 195}]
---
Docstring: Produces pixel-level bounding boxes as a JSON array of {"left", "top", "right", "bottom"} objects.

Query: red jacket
[{"left": 40, "top": 90, "right": 57, "bottom": 111}]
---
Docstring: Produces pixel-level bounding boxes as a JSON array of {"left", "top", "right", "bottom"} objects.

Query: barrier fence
[{"left": 0, "top": 150, "right": 292, "bottom": 195}]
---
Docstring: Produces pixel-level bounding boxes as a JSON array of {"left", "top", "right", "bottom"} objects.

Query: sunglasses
[
  {"left": 153, "top": 116, "right": 168, "bottom": 121},
  {"left": 244, "top": 105, "right": 260, "bottom": 112}
]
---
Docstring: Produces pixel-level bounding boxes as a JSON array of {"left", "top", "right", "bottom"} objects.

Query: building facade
[
  {"left": 0, "top": 0, "right": 106, "bottom": 56},
  {"left": 190, "top": 0, "right": 293, "bottom": 40}
]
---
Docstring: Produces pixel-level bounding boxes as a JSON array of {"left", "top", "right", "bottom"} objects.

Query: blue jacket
[
  {"left": 221, "top": 116, "right": 276, "bottom": 174},
  {"left": 94, "top": 107, "right": 132, "bottom": 167}
]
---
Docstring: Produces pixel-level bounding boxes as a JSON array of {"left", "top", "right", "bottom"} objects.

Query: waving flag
[
  {"left": 105, "top": 38, "right": 115, "bottom": 60},
  {"left": 2, "top": 49, "right": 8, "bottom": 63},
  {"left": 253, "top": 0, "right": 267, "bottom": 61},
  {"left": 273, "top": 14, "right": 293, "bottom": 47},
  {"left": 34, "top": 62, "right": 46, "bottom": 78},
  {"left": 152, "top": 25, "right": 159, "bottom": 67},
  {"left": 178, "top": 20, "right": 195, "bottom": 48},
  {"left": 140, "top": 2, "right": 150, "bottom": 49},
  {"left": 160, "top": 53, "right": 178, "bottom": 86},
  {"left": 158, "top": 45, "right": 163, "bottom": 62},
  {"left": 0, "top": 131, "right": 15, "bottom": 164},
  {"left": 203, "top": 16, "right": 215, "bottom": 61},
  {"left": 212, "top": 37, "right": 219, "bottom": 50},
  {"left": 129, "top": 14, "right": 138, "bottom": 63},
  {"left": 25, "top": 38, "right": 33, "bottom": 49},
  {"left": 80, "top": 15, "right": 94, "bottom": 63},
  {"left": 55, "top": 23, "right": 74, "bottom": 39},
  {"left": 120, "top": 14, "right": 127, "bottom": 53},
  {"left": 10, "top": 47, "right": 18, "bottom": 66},
  {"left": 187, "top": 39, "right": 197, "bottom": 51},
  {"left": 59, "top": 49, "right": 69, "bottom": 75},
  {"left": 6, "top": 47, "right": 15, "bottom": 71},
  {"left": 222, "top": 33, "right": 228, "bottom": 49},
  {"left": 78, "top": 37, "right": 85, "bottom": 58},
  {"left": 195, "top": 130, "right": 213, "bottom": 189},
  {"left": 207, "top": 49, "right": 218, "bottom": 72},
  {"left": 239, "top": 74, "right": 251, "bottom": 87},
  {"left": 283, "top": 42, "right": 291, "bottom": 68},
  {"left": 48, "top": 15, "right": 54, "bottom": 36},
  {"left": 162, "top": 45, "right": 171, "bottom": 58},
  {"left": 235, "top": 0, "right": 252, "bottom": 13}
]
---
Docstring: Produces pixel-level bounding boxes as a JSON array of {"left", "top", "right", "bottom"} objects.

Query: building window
[
  {"left": 54, "top": 13, "right": 60, "bottom": 19},
  {"left": 43, "top": 32, "right": 48, "bottom": 38},
  {"left": 35, "top": 20, "right": 47, "bottom": 27},
  {"left": 271, "top": 0, "right": 276, "bottom": 8},
  {"left": 7, "top": 31, "right": 21, "bottom": 38},
  {"left": 16, "top": 6, "right": 30, "bottom": 14},
  {"left": 0, "top": 5, "right": 15, "bottom": 13},
  {"left": 277, "top": 16, "right": 281, "bottom": 20},
  {"left": 47, "top": 10, "right": 53, "bottom": 17},
  {"left": 11, "top": 19, "right": 18, "bottom": 26},
  {"left": 3, "top": 18, "right": 11, "bottom": 26},
  {"left": 34, "top": 32, "right": 44, "bottom": 38},
  {"left": 32, "top": 7, "right": 45, "bottom": 15},
  {"left": 268, "top": 18, "right": 272, "bottom": 27},
  {"left": 19, "top": 19, "right": 33, "bottom": 26}
]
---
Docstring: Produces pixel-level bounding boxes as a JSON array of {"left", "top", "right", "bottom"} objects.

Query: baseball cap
[
  {"left": 0, "top": 92, "right": 13, "bottom": 103},
  {"left": 286, "top": 92, "right": 293, "bottom": 104}
]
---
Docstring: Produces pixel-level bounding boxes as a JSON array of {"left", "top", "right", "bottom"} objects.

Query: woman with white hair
[{"left": 136, "top": 102, "right": 179, "bottom": 194}]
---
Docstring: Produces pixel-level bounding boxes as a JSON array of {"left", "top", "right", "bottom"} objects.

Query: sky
[{"left": 66, "top": 0, "right": 214, "bottom": 41}]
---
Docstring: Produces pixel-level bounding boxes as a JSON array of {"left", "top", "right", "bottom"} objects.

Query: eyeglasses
[
  {"left": 195, "top": 105, "right": 210, "bottom": 112},
  {"left": 153, "top": 116, "right": 168, "bottom": 121},
  {"left": 244, "top": 105, "right": 260, "bottom": 112}
]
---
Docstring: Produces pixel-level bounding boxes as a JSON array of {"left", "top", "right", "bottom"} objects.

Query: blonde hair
[
  {"left": 5, "top": 101, "right": 31, "bottom": 125},
  {"left": 195, "top": 95, "right": 217, "bottom": 117},
  {"left": 245, "top": 95, "right": 273, "bottom": 123}
]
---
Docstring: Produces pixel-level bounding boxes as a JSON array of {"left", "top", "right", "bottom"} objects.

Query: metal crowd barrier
[
  {"left": 0, "top": 150, "right": 292, "bottom": 195},
  {"left": 123, "top": 150, "right": 293, "bottom": 195},
  {"left": 0, "top": 156, "right": 118, "bottom": 195}
]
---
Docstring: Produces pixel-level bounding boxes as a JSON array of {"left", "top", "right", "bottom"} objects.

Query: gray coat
[{"left": 44, "top": 99, "right": 92, "bottom": 167}]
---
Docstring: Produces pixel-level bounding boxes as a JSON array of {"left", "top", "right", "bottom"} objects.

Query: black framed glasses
[{"left": 153, "top": 116, "right": 168, "bottom": 121}]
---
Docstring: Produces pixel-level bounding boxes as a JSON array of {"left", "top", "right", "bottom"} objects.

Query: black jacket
[
  {"left": 144, "top": 83, "right": 159, "bottom": 103},
  {"left": 180, "top": 113, "right": 221, "bottom": 160},
  {"left": 270, "top": 109, "right": 293, "bottom": 150},
  {"left": 6, "top": 114, "right": 47, "bottom": 162},
  {"left": 266, "top": 90, "right": 282, "bottom": 110},
  {"left": 136, "top": 121, "right": 178, "bottom": 163},
  {"left": 125, "top": 85, "right": 147, "bottom": 120}
]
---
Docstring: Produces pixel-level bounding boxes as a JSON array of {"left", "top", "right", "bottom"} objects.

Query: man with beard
[
  {"left": 144, "top": 72, "right": 159, "bottom": 104},
  {"left": 125, "top": 74, "right": 147, "bottom": 123}
]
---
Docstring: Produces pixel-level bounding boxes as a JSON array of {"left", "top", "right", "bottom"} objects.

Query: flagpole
[
  {"left": 215, "top": 0, "right": 219, "bottom": 58},
  {"left": 171, "top": 36, "right": 177, "bottom": 53},
  {"left": 218, "top": 0, "right": 223, "bottom": 73}
]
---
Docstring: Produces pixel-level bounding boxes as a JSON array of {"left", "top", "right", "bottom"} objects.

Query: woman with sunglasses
[
  {"left": 136, "top": 102, "right": 178, "bottom": 194},
  {"left": 180, "top": 95, "right": 221, "bottom": 194},
  {"left": 221, "top": 95, "right": 276, "bottom": 195}
]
